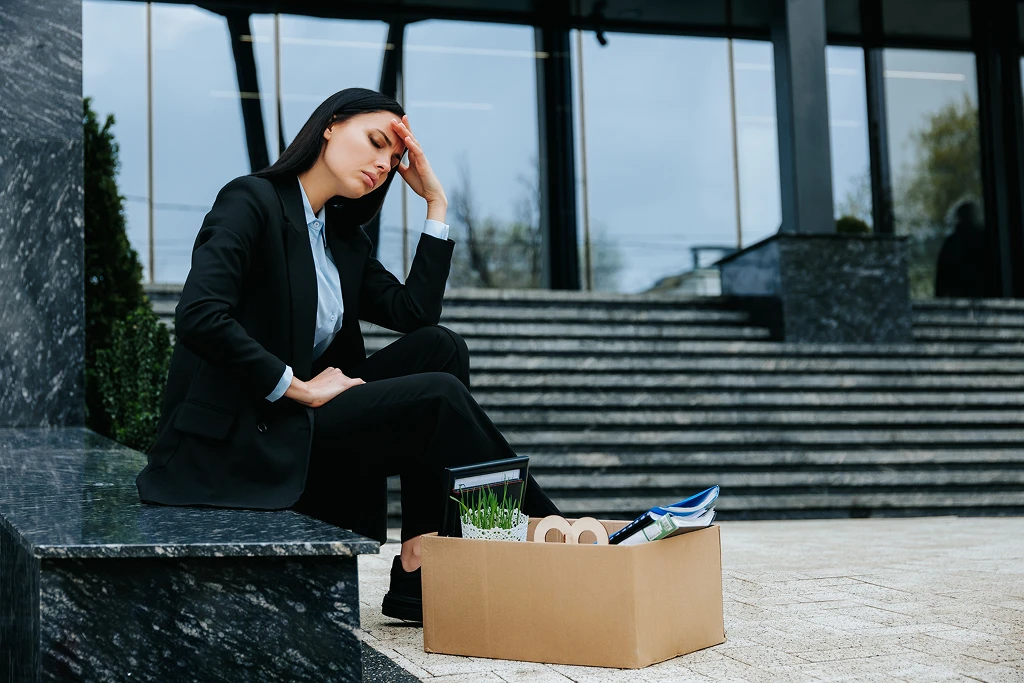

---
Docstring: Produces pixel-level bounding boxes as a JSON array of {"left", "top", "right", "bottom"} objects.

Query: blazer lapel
[{"left": 273, "top": 176, "right": 316, "bottom": 381}]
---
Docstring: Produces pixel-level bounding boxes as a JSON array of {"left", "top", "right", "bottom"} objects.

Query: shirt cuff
[
  {"left": 265, "top": 364, "right": 293, "bottom": 402},
  {"left": 423, "top": 219, "right": 450, "bottom": 241}
]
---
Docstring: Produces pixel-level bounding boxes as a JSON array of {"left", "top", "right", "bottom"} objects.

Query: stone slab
[
  {"left": 719, "top": 234, "right": 912, "bottom": 344},
  {"left": 359, "top": 518, "right": 1024, "bottom": 682}
]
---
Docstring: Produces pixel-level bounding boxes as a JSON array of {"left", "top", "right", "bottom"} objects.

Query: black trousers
[{"left": 292, "top": 325, "right": 560, "bottom": 543}]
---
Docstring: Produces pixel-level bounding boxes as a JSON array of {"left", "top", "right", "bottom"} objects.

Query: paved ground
[{"left": 357, "top": 517, "right": 1024, "bottom": 682}]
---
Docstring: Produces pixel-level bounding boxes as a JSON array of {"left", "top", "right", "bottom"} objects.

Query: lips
[{"left": 361, "top": 171, "right": 375, "bottom": 188}]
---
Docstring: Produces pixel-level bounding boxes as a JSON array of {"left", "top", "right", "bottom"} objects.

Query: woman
[{"left": 136, "top": 88, "right": 561, "bottom": 622}]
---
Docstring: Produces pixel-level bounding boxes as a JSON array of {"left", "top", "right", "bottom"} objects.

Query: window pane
[
  {"left": 83, "top": 0, "right": 149, "bottom": 281},
  {"left": 826, "top": 45, "right": 872, "bottom": 229},
  {"left": 733, "top": 39, "right": 782, "bottom": 248},
  {"left": 277, "top": 17, "right": 393, "bottom": 272},
  {"left": 884, "top": 49, "right": 983, "bottom": 298},
  {"left": 151, "top": 4, "right": 250, "bottom": 283},
  {"left": 576, "top": 32, "right": 738, "bottom": 294},
  {"left": 403, "top": 20, "right": 541, "bottom": 290}
]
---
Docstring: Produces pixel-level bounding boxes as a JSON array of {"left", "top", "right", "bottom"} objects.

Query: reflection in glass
[
  {"left": 575, "top": 32, "right": 736, "bottom": 294},
  {"left": 403, "top": 20, "right": 541, "bottom": 290},
  {"left": 276, "top": 17, "right": 388, "bottom": 145},
  {"left": 826, "top": 46, "right": 872, "bottom": 229},
  {"left": 275, "top": 18, "right": 393, "bottom": 272},
  {"left": 150, "top": 4, "right": 250, "bottom": 283},
  {"left": 83, "top": 0, "right": 149, "bottom": 280},
  {"left": 883, "top": 49, "right": 985, "bottom": 298},
  {"left": 732, "top": 40, "right": 782, "bottom": 248}
]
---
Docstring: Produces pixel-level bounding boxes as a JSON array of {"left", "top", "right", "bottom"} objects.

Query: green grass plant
[{"left": 451, "top": 478, "right": 526, "bottom": 530}]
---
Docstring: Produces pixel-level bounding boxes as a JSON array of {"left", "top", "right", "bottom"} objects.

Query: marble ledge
[{"left": 0, "top": 428, "right": 381, "bottom": 561}]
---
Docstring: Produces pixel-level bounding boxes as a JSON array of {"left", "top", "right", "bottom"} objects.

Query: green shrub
[
  {"left": 94, "top": 306, "right": 172, "bottom": 453},
  {"left": 836, "top": 215, "right": 872, "bottom": 235},
  {"left": 84, "top": 97, "right": 149, "bottom": 436}
]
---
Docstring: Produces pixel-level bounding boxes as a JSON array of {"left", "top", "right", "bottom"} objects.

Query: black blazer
[{"left": 135, "top": 174, "right": 455, "bottom": 541}]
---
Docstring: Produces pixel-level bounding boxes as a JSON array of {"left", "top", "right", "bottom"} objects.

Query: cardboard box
[{"left": 421, "top": 518, "right": 725, "bottom": 669}]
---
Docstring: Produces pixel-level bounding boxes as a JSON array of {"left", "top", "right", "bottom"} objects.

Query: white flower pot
[{"left": 461, "top": 511, "right": 529, "bottom": 542}]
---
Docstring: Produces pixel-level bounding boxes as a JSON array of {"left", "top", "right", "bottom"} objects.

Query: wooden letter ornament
[{"left": 532, "top": 516, "right": 610, "bottom": 545}]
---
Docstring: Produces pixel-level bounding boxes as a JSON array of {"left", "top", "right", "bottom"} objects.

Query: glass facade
[
  {"left": 403, "top": 21, "right": 540, "bottom": 291},
  {"left": 150, "top": 4, "right": 252, "bottom": 283},
  {"left": 826, "top": 46, "right": 872, "bottom": 228},
  {"left": 883, "top": 49, "right": 983, "bottom": 298},
  {"left": 82, "top": 0, "right": 149, "bottom": 280},
  {"left": 571, "top": 33, "right": 782, "bottom": 294},
  {"left": 81, "top": 1, "right": 1018, "bottom": 299}
]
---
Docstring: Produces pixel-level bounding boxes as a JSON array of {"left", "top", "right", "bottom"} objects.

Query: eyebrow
[{"left": 373, "top": 128, "right": 404, "bottom": 161}]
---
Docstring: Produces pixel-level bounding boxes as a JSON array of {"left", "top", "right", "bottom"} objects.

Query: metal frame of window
[
  {"left": 971, "top": 0, "right": 1024, "bottom": 297},
  {"left": 134, "top": 0, "right": 1024, "bottom": 296}
]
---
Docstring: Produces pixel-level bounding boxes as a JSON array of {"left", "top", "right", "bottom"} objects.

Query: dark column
[
  {"left": 860, "top": 0, "right": 895, "bottom": 235},
  {"left": 534, "top": 22, "right": 580, "bottom": 289},
  {"left": 365, "top": 21, "right": 406, "bottom": 258},
  {"left": 0, "top": 0, "right": 85, "bottom": 426},
  {"left": 225, "top": 12, "right": 271, "bottom": 174},
  {"left": 972, "top": 0, "right": 1024, "bottom": 298},
  {"left": 771, "top": 0, "right": 835, "bottom": 234}
]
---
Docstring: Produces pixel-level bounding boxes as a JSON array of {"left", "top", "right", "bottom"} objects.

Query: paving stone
[{"left": 358, "top": 518, "right": 1023, "bottom": 682}]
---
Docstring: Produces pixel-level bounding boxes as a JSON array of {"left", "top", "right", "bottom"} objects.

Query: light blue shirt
[{"left": 265, "top": 179, "right": 450, "bottom": 402}]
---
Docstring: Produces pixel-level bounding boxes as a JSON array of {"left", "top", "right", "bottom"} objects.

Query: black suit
[{"left": 136, "top": 174, "right": 559, "bottom": 544}]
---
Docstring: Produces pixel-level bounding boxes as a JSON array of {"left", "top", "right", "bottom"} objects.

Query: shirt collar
[{"left": 297, "top": 177, "right": 326, "bottom": 237}]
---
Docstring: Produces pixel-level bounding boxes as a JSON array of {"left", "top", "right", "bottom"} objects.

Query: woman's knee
[{"left": 424, "top": 325, "right": 470, "bottom": 388}]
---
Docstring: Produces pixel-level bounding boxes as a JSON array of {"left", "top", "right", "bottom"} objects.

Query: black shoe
[{"left": 381, "top": 555, "right": 423, "bottom": 623}]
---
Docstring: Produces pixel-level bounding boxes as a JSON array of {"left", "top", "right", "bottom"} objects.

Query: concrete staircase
[{"left": 145, "top": 285, "right": 1024, "bottom": 521}]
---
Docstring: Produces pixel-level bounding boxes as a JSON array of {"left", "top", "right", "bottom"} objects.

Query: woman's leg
[
  {"left": 346, "top": 325, "right": 471, "bottom": 389},
  {"left": 303, "top": 326, "right": 559, "bottom": 567}
]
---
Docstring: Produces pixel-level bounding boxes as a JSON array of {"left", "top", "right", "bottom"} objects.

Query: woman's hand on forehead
[{"left": 390, "top": 114, "right": 446, "bottom": 206}]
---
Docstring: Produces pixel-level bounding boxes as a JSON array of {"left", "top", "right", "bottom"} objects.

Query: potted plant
[{"left": 451, "top": 480, "right": 529, "bottom": 542}]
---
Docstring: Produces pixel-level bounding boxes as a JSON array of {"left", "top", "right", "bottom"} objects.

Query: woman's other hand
[
  {"left": 286, "top": 367, "right": 365, "bottom": 408},
  {"left": 391, "top": 115, "right": 447, "bottom": 210}
]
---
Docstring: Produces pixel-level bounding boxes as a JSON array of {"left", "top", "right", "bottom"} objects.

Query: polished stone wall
[
  {"left": 0, "top": 0, "right": 85, "bottom": 427},
  {"left": 720, "top": 233, "right": 913, "bottom": 343},
  {"left": 0, "top": 428, "right": 379, "bottom": 682}
]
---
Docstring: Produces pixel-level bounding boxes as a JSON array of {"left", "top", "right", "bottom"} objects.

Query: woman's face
[{"left": 322, "top": 111, "right": 407, "bottom": 199}]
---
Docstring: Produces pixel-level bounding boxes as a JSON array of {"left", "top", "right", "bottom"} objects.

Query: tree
[
  {"left": 837, "top": 94, "right": 983, "bottom": 298},
  {"left": 84, "top": 97, "right": 148, "bottom": 435},
  {"left": 898, "top": 93, "right": 983, "bottom": 298}
]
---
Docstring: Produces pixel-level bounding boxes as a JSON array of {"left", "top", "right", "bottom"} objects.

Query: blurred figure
[{"left": 934, "top": 200, "right": 997, "bottom": 298}]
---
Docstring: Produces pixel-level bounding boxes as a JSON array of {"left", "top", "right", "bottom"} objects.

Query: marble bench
[{"left": 0, "top": 428, "right": 384, "bottom": 682}]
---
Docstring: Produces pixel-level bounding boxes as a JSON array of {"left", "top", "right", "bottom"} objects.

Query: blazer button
[{"left": 257, "top": 421, "right": 268, "bottom": 433}]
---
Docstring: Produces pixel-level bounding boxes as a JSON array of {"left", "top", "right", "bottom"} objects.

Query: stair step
[
  {"left": 534, "top": 469, "right": 1024, "bottom": 488},
  {"left": 915, "top": 328, "right": 1024, "bottom": 342},
  {"left": 913, "top": 297, "right": 1024, "bottom": 312},
  {"left": 500, "top": 428, "right": 1024, "bottom": 447},
  {"left": 364, "top": 321, "right": 772, "bottom": 339},
  {"left": 466, "top": 355, "right": 1024, "bottom": 373},
  {"left": 516, "top": 448, "right": 1024, "bottom": 468},
  {"left": 365, "top": 336, "right": 1024, "bottom": 357},
  {"left": 472, "top": 390, "right": 1024, "bottom": 408},
  {"left": 386, "top": 490, "right": 1024, "bottom": 517},
  {"left": 914, "top": 312, "right": 1024, "bottom": 328},
  {"left": 484, "top": 409, "right": 1024, "bottom": 427},
  {"left": 538, "top": 491, "right": 1024, "bottom": 514},
  {"left": 470, "top": 373, "right": 1024, "bottom": 389},
  {"left": 385, "top": 468, "right": 1024, "bottom": 493},
  {"left": 435, "top": 305, "right": 753, "bottom": 324}
]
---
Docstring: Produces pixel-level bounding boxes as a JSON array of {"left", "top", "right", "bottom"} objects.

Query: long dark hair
[{"left": 252, "top": 88, "right": 406, "bottom": 229}]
